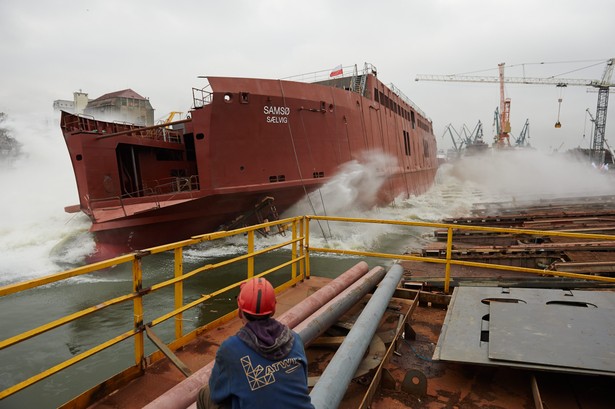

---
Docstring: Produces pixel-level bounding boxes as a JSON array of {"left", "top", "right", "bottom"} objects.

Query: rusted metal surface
[
  {"left": 413, "top": 196, "right": 615, "bottom": 282},
  {"left": 376, "top": 297, "right": 536, "bottom": 408}
]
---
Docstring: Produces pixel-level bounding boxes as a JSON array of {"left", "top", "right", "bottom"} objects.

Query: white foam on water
[
  {"left": 273, "top": 148, "right": 614, "bottom": 255},
  {"left": 0, "top": 114, "right": 95, "bottom": 285}
]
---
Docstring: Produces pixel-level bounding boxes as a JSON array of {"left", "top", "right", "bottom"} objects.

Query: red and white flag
[{"left": 329, "top": 64, "right": 343, "bottom": 77}]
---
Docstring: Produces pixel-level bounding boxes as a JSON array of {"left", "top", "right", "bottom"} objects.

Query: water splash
[
  {"left": 284, "top": 150, "right": 395, "bottom": 217},
  {"left": 0, "top": 114, "right": 95, "bottom": 285}
]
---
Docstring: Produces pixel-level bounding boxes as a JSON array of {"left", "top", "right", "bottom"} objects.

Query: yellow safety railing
[
  {"left": 307, "top": 215, "right": 615, "bottom": 294},
  {"left": 0, "top": 216, "right": 306, "bottom": 401},
  {"left": 1, "top": 215, "right": 614, "bottom": 404}
]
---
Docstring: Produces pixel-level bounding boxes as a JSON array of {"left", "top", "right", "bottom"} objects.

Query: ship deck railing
[
  {"left": 86, "top": 175, "right": 201, "bottom": 216},
  {"left": 192, "top": 85, "right": 213, "bottom": 108},
  {"left": 62, "top": 113, "right": 184, "bottom": 143},
  {"left": 1, "top": 216, "right": 615, "bottom": 406},
  {"left": 149, "top": 175, "right": 200, "bottom": 196}
]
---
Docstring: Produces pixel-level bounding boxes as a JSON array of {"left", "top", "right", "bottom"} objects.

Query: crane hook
[{"left": 555, "top": 98, "right": 562, "bottom": 128}]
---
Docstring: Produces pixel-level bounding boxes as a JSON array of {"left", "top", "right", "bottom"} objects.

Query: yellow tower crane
[{"left": 415, "top": 58, "right": 615, "bottom": 163}]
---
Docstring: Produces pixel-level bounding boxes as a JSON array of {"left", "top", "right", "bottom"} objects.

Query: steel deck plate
[
  {"left": 488, "top": 302, "right": 615, "bottom": 373},
  {"left": 434, "top": 286, "right": 615, "bottom": 376}
]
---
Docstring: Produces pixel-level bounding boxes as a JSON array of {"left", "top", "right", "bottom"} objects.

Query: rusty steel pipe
[
  {"left": 294, "top": 265, "right": 387, "bottom": 345},
  {"left": 277, "top": 261, "right": 371, "bottom": 328},
  {"left": 145, "top": 261, "right": 371, "bottom": 409},
  {"left": 309, "top": 263, "right": 404, "bottom": 409}
]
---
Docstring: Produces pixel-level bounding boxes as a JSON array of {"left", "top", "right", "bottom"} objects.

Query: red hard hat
[{"left": 237, "top": 277, "right": 276, "bottom": 316}]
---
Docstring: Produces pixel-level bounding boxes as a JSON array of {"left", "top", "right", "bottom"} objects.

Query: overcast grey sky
[{"left": 1, "top": 0, "right": 614, "bottom": 152}]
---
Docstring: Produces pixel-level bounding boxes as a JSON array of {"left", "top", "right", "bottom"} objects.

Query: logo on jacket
[{"left": 240, "top": 355, "right": 302, "bottom": 390}]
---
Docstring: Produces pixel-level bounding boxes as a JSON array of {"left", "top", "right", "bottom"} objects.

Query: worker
[{"left": 197, "top": 277, "right": 314, "bottom": 409}]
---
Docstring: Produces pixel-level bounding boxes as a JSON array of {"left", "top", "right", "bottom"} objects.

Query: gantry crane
[
  {"left": 416, "top": 58, "right": 615, "bottom": 163},
  {"left": 514, "top": 119, "right": 530, "bottom": 148},
  {"left": 443, "top": 120, "right": 486, "bottom": 154}
]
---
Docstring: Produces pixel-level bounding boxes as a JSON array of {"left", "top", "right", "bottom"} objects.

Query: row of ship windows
[
  {"left": 374, "top": 88, "right": 414, "bottom": 123},
  {"left": 374, "top": 88, "right": 432, "bottom": 134},
  {"left": 269, "top": 171, "right": 325, "bottom": 183}
]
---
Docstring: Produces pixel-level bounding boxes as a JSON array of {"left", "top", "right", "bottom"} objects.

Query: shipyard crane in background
[
  {"left": 442, "top": 120, "right": 489, "bottom": 158},
  {"left": 514, "top": 119, "right": 530, "bottom": 148},
  {"left": 415, "top": 58, "right": 615, "bottom": 163},
  {"left": 442, "top": 120, "right": 486, "bottom": 154}
]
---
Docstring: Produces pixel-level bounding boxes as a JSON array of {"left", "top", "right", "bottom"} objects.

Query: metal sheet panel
[
  {"left": 434, "top": 286, "right": 615, "bottom": 376},
  {"left": 489, "top": 302, "right": 615, "bottom": 372}
]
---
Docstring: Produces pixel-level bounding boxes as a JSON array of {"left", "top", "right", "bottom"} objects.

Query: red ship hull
[{"left": 61, "top": 64, "right": 439, "bottom": 259}]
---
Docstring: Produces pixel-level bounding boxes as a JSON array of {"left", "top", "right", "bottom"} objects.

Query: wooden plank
[{"left": 310, "top": 336, "right": 346, "bottom": 347}]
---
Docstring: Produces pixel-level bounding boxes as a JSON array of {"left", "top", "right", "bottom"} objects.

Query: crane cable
[{"left": 554, "top": 84, "right": 566, "bottom": 128}]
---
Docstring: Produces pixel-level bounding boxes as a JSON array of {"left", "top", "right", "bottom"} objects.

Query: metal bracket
[{"left": 144, "top": 326, "right": 192, "bottom": 377}]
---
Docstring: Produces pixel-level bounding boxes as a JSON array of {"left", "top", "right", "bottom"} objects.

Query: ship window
[
  {"left": 224, "top": 93, "right": 232, "bottom": 103},
  {"left": 320, "top": 101, "right": 326, "bottom": 111},
  {"left": 424, "top": 139, "right": 430, "bottom": 157},
  {"left": 374, "top": 88, "right": 379, "bottom": 102},
  {"left": 196, "top": 133, "right": 205, "bottom": 140},
  {"left": 269, "top": 176, "right": 277, "bottom": 182},
  {"left": 411, "top": 111, "right": 416, "bottom": 129},
  {"left": 240, "top": 92, "right": 249, "bottom": 104},
  {"left": 278, "top": 175, "right": 285, "bottom": 182},
  {"left": 403, "top": 131, "right": 411, "bottom": 156},
  {"left": 76, "top": 154, "right": 83, "bottom": 161}
]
